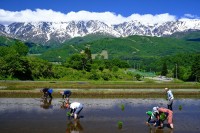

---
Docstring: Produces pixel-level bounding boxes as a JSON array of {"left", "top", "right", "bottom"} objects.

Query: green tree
[
  {"left": 178, "top": 66, "right": 191, "bottom": 81},
  {"left": 135, "top": 74, "right": 141, "bottom": 81},
  {"left": 161, "top": 62, "right": 168, "bottom": 76},
  {"left": 84, "top": 47, "right": 92, "bottom": 64},
  {"left": 112, "top": 66, "right": 119, "bottom": 72},
  {"left": 67, "top": 54, "right": 83, "bottom": 70},
  {"left": 28, "top": 57, "right": 54, "bottom": 79},
  {"left": 89, "top": 70, "right": 100, "bottom": 80},
  {"left": 11, "top": 40, "right": 29, "bottom": 56},
  {"left": 191, "top": 54, "right": 200, "bottom": 82},
  {"left": 66, "top": 51, "right": 92, "bottom": 72},
  {"left": 101, "top": 72, "right": 112, "bottom": 81},
  {"left": 0, "top": 46, "right": 20, "bottom": 79},
  {"left": 173, "top": 64, "right": 181, "bottom": 79}
]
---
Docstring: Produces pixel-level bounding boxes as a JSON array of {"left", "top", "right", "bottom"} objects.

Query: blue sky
[
  {"left": 0, "top": 0, "right": 199, "bottom": 17},
  {"left": 0, "top": 0, "right": 199, "bottom": 25}
]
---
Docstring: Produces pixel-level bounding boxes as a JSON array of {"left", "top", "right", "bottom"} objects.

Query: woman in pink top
[{"left": 153, "top": 106, "right": 174, "bottom": 129}]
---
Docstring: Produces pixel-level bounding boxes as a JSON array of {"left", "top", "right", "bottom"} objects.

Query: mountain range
[{"left": 0, "top": 19, "right": 200, "bottom": 45}]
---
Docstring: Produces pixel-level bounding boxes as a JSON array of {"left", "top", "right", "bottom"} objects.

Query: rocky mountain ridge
[{"left": 0, "top": 19, "right": 200, "bottom": 44}]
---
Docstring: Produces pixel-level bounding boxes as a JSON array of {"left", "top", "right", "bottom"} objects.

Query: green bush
[
  {"left": 135, "top": 74, "right": 142, "bottom": 81},
  {"left": 101, "top": 72, "right": 112, "bottom": 81},
  {"left": 89, "top": 70, "right": 101, "bottom": 80}
]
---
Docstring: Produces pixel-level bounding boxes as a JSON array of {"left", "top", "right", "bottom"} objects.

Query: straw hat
[{"left": 164, "top": 88, "right": 169, "bottom": 91}]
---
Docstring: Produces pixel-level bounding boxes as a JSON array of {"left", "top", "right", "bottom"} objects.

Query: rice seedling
[
  {"left": 119, "top": 104, "right": 125, "bottom": 111},
  {"left": 178, "top": 105, "right": 183, "bottom": 111},
  {"left": 117, "top": 121, "right": 123, "bottom": 129},
  {"left": 66, "top": 112, "right": 71, "bottom": 116}
]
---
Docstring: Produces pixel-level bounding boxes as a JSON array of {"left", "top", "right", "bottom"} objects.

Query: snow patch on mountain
[{"left": 0, "top": 19, "right": 200, "bottom": 44}]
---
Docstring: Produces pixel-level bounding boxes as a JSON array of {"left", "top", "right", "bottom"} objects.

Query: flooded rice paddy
[{"left": 0, "top": 98, "right": 200, "bottom": 133}]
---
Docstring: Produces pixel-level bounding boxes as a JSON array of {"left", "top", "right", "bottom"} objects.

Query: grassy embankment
[{"left": 0, "top": 80, "right": 199, "bottom": 98}]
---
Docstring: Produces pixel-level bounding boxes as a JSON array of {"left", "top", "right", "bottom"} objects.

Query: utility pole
[{"left": 175, "top": 64, "right": 178, "bottom": 79}]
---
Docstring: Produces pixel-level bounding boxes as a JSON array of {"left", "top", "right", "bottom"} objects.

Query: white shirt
[
  {"left": 167, "top": 90, "right": 174, "bottom": 100},
  {"left": 70, "top": 102, "right": 83, "bottom": 109}
]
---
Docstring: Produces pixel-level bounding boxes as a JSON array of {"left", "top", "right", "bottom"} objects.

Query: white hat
[{"left": 152, "top": 106, "right": 159, "bottom": 113}]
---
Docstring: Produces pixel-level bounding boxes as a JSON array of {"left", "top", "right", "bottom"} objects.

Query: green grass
[
  {"left": 0, "top": 81, "right": 200, "bottom": 98},
  {"left": 0, "top": 81, "right": 199, "bottom": 90},
  {"left": 0, "top": 90, "right": 200, "bottom": 98}
]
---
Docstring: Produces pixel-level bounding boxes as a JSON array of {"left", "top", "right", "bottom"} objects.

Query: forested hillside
[
  {"left": 0, "top": 35, "right": 199, "bottom": 81},
  {"left": 40, "top": 35, "right": 200, "bottom": 62}
]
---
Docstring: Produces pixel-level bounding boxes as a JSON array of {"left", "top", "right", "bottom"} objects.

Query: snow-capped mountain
[{"left": 0, "top": 19, "right": 200, "bottom": 44}]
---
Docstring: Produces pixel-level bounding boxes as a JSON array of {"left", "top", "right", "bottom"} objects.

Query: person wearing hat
[
  {"left": 164, "top": 88, "right": 174, "bottom": 110},
  {"left": 65, "top": 102, "right": 83, "bottom": 120},
  {"left": 146, "top": 110, "right": 167, "bottom": 127},
  {"left": 60, "top": 90, "right": 71, "bottom": 103},
  {"left": 152, "top": 106, "right": 174, "bottom": 129},
  {"left": 40, "top": 88, "right": 53, "bottom": 99},
  {"left": 146, "top": 111, "right": 157, "bottom": 126}
]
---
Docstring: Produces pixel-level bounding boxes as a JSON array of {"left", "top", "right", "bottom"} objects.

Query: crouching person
[
  {"left": 153, "top": 106, "right": 173, "bottom": 129},
  {"left": 60, "top": 90, "right": 71, "bottom": 103},
  {"left": 66, "top": 102, "right": 83, "bottom": 119},
  {"left": 41, "top": 88, "right": 53, "bottom": 99},
  {"left": 146, "top": 111, "right": 167, "bottom": 127},
  {"left": 146, "top": 111, "right": 157, "bottom": 126}
]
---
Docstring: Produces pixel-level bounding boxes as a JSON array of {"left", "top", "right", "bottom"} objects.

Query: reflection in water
[
  {"left": 0, "top": 98, "right": 200, "bottom": 133},
  {"left": 148, "top": 125, "right": 173, "bottom": 133},
  {"left": 40, "top": 98, "right": 53, "bottom": 109},
  {"left": 66, "top": 120, "right": 83, "bottom": 133},
  {"left": 60, "top": 100, "right": 67, "bottom": 109}
]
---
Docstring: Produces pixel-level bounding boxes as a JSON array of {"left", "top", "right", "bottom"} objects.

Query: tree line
[
  {"left": 0, "top": 41, "right": 199, "bottom": 82},
  {"left": 0, "top": 41, "right": 132, "bottom": 81}
]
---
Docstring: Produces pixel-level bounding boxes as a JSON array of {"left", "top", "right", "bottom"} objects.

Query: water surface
[{"left": 0, "top": 98, "right": 200, "bottom": 133}]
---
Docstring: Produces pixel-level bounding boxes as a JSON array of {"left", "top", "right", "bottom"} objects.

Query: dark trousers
[
  {"left": 167, "top": 100, "right": 173, "bottom": 111},
  {"left": 44, "top": 92, "right": 53, "bottom": 99}
]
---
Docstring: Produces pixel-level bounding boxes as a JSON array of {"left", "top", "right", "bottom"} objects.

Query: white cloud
[
  {"left": 0, "top": 9, "right": 178, "bottom": 25},
  {"left": 127, "top": 13, "right": 176, "bottom": 25},
  {"left": 183, "top": 14, "right": 199, "bottom": 19}
]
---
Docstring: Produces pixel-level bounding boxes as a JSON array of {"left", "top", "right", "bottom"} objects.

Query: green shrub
[{"left": 101, "top": 72, "right": 112, "bottom": 81}]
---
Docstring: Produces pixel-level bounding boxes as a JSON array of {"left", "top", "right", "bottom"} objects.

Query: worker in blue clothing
[
  {"left": 41, "top": 88, "right": 53, "bottom": 99},
  {"left": 60, "top": 90, "right": 72, "bottom": 103}
]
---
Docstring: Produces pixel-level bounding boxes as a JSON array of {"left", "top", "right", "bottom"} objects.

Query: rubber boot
[
  {"left": 170, "top": 124, "right": 174, "bottom": 129},
  {"left": 74, "top": 114, "right": 78, "bottom": 119}
]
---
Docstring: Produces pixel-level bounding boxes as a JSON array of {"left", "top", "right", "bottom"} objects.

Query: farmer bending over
[
  {"left": 146, "top": 110, "right": 167, "bottom": 127},
  {"left": 41, "top": 88, "right": 53, "bottom": 99},
  {"left": 66, "top": 102, "right": 83, "bottom": 119},
  {"left": 60, "top": 90, "right": 71, "bottom": 103},
  {"left": 153, "top": 106, "right": 174, "bottom": 129}
]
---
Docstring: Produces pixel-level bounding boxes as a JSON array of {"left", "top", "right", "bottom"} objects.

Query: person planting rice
[
  {"left": 165, "top": 88, "right": 174, "bottom": 111},
  {"left": 40, "top": 88, "right": 53, "bottom": 99},
  {"left": 146, "top": 111, "right": 167, "bottom": 127},
  {"left": 65, "top": 102, "right": 83, "bottom": 120},
  {"left": 152, "top": 106, "right": 174, "bottom": 129},
  {"left": 60, "top": 90, "right": 71, "bottom": 103}
]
